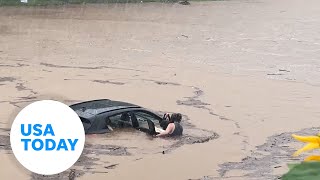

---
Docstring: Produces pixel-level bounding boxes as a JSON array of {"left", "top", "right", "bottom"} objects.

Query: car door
[{"left": 131, "top": 110, "right": 161, "bottom": 131}]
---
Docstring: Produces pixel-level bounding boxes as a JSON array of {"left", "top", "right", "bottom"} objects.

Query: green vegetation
[
  {"left": 281, "top": 162, "right": 320, "bottom": 180},
  {"left": 0, "top": 0, "right": 178, "bottom": 6}
]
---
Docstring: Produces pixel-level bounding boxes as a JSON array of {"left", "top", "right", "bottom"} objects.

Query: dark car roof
[
  {"left": 70, "top": 99, "right": 142, "bottom": 119},
  {"left": 70, "top": 99, "right": 163, "bottom": 134}
]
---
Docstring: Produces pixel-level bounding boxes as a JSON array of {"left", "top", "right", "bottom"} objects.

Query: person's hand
[
  {"left": 162, "top": 113, "right": 167, "bottom": 120},
  {"left": 164, "top": 113, "right": 170, "bottom": 119},
  {"left": 153, "top": 134, "right": 157, "bottom": 138}
]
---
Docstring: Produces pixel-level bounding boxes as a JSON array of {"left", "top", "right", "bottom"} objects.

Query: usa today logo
[{"left": 10, "top": 100, "right": 85, "bottom": 175}]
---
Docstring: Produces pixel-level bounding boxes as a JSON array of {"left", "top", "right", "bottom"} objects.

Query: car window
[
  {"left": 133, "top": 111, "right": 160, "bottom": 129},
  {"left": 108, "top": 113, "right": 133, "bottom": 128}
]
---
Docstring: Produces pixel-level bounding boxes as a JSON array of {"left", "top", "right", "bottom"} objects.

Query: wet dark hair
[{"left": 170, "top": 113, "right": 182, "bottom": 123}]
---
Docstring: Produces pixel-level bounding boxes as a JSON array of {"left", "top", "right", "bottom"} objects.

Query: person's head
[{"left": 170, "top": 113, "right": 182, "bottom": 123}]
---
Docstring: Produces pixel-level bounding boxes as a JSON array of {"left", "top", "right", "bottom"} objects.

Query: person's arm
[{"left": 156, "top": 123, "right": 174, "bottom": 137}]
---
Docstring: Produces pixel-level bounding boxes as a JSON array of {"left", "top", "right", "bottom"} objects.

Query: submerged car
[{"left": 69, "top": 99, "right": 163, "bottom": 135}]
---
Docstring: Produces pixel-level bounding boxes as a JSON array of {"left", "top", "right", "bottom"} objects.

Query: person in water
[{"left": 156, "top": 113, "right": 183, "bottom": 137}]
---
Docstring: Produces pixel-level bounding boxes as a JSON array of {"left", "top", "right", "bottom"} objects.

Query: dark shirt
[{"left": 170, "top": 122, "right": 183, "bottom": 136}]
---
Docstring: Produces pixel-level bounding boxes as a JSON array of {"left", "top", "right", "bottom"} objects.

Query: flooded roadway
[{"left": 1, "top": 0, "right": 320, "bottom": 179}]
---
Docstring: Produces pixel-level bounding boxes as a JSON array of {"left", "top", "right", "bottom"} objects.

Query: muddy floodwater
[{"left": 1, "top": 0, "right": 320, "bottom": 179}]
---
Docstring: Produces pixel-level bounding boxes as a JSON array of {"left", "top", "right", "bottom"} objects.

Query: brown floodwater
[{"left": 1, "top": 0, "right": 320, "bottom": 179}]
